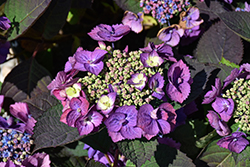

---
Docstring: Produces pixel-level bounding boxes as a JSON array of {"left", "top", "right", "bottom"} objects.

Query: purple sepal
[
  {"left": 157, "top": 24, "right": 184, "bottom": 47},
  {"left": 158, "top": 137, "right": 181, "bottom": 150},
  {"left": 212, "top": 97, "right": 234, "bottom": 122},
  {"left": 179, "top": 7, "right": 203, "bottom": 29},
  {"left": 166, "top": 60, "right": 191, "bottom": 103},
  {"left": 104, "top": 105, "right": 142, "bottom": 142},
  {"left": 0, "top": 16, "right": 11, "bottom": 30},
  {"left": 202, "top": 78, "right": 222, "bottom": 104},
  {"left": 0, "top": 116, "right": 25, "bottom": 133},
  {"left": 88, "top": 24, "right": 130, "bottom": 42},
  {"left": 207, "top": 110, "right": 230, "bottom": 136},
  {"left": 122, "top": 11, "right": 143, "bottom": 33},
  {"left": 223, "top": 68, "right": 243, "bottom": 89},
  {"left": 149, "top": 72, "right": 165, "bottom": 99},
  {"left": 127, "top": 73, "right": 147, "bottom": 91},
  {"left": 75, "top": 111, "right": 103, "bottom": 136},
  {"left": 22, "top": 152, "right": 51, "bottom": 167},
  {"left": 217, "top": 131, "right": 249, "bottom": 153},
  {"left": 0, "top": 41, "right": 10, "bottom": 64},
  {"left": 96, "top": 92, "right": 116, "bottom": 115}
]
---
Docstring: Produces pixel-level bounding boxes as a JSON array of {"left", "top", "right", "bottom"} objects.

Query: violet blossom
[
  {"left": 137, "top": 103, "right": 176, "bottom": 140},
  {"left": 157, "top": 24, "right": 184, "bottom": 47},
  {"left": 166, "top": 60, "right": 192, "bottom": 103},
  {"left": 240, "top": 63, "right": 250, "bottom": 79},
  {"left": 127, "top": 73, "right": 147, "bottom": 91},
  {"left": 88, "top": 24, "right": 130, "bottom": 42},
  {"left": 0, "top": 41, "right": 10, "bottom": 64},
  {"left": 217, "top": 131, "right": 249, "bottom": 153},
  {"left": 75, "top": 110, "right": 103, "bottom": 136},
  {"left": 181, "top": 25, "right": 203, "bottom": 46},
  {"left": 202, "top": 78, "right": 222, "bottom": 104},
  {"left": 60, "top": 97, "right": 89, "bottom": 127},
  {"left": 148, "top": 72, "right": 165, "bottom": 99},
  {"left": 96, "top": 92, "right": 116, "bottom": 115},
  {"left": 140, "top": 42, "right": 176, "bottom": 63},
  {"left": 74, "top": 49, "right": 107, "bottom": 76},
  {"left": 22, "top": 152, "right": 51, "bottom": 167},
  {"left": 104, "top": 105, "right": 142, "bottom": 142},
  {"left": 223, "top": 68, "right": 243, "bottom": 89},
  {"left": 0, "top": 16, "right": 11, "bottom": 30},
  {"left": 0, "top": 116, "right": 25, "bottom": 133},
  {"left": 9, "top": 102, "right": 36, "bottom": 135},
  {"left": 207, "top": 110, "right": 231, "bottom": 136},
  {"left": 122, "top": 11, "right": 143, "bottom": 33},
  {"left": 158, "top": 137, "right": 181, "bottom": 150},
  {"left": 179, "top": 7, "right": 203, "bottom": 29},
  {"left": 64, "top": 47, "right": 83, "bottom": 73},
  {"left": 212, "top": 97, "right": 234, "bottom": 122}
]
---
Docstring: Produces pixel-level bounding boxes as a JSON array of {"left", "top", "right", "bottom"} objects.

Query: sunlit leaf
[
  {"left": 5, "top": 0, "right": 52, "bottom": 40},
  {"left": 218, "top": 12, "right": 250, "bottom": 42},
  {"left": 117, "top": 138, "right": 158, "bottom": 167},
  {"left": 114, "top": 0, "right": 142, "bottom": 13}
]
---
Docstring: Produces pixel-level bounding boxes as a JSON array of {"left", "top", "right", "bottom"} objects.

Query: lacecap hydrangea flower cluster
[
  {"left": 203, "top": 64, "right": 250, "bottom": 153},
  {"left": 47, "top": 10, "right": 196, "bottom": 143}
]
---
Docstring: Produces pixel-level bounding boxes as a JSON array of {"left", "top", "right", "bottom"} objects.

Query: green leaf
[
  {"left": 32, "top": 98, "right": 84, "bottom": 153},
  {"left": 5, "top": 0, "right": 52, "bottom": 40},
  {"left": 117, "top": 138, "right": 158, "bottom": 167},
  {"left": 1, "top": 58, "right": 51, "bottom": 102},
  {"left": 220, "top": 57, "right": 240, "bottom": 68},
  {"left": 196, "top": 21, "right": 243, "bottom": 65},
  {"left": 32, "top": 0, "right": 72, "bottom": 39},
  {"left": 200, "top": 139, "right": 235, "bottom": 166},
  {"left": 218, "top": 12, "right": 250, "bottom": 42},
  {"left": 60, "top": 141, "right": 88, "bottom": 157},
  {"left": 114, "top": 0, "right": 142, "bottom": 13}
]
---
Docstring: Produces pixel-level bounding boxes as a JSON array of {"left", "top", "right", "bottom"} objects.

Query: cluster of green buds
[
  {"left": 80, "top": 48, "right": 163, "bottom": 108},
  {"left": 222, "top": 78, "right": 250, "bottom": 131}
]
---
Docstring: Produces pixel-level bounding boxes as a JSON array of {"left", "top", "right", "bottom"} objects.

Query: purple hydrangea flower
[
  {"left": 0, "top": 41, "right": 10, "bottom": 64},
  {"left": 179, "top": 7, "right": 203, "bottom": 29},
  {"left": 202, "top": 78, "right": 222, "bottom": 104},
  {"left": 137, "top": 103, "right": 176, "bottom": 140},
  {"left": 157, "top": 24, "right": 184, "bottom": 47},
  {"left": 9, "top": 102, "right": 37, "bottom": 134},
  {"left": 47, "top": 71, "right": 79, "bottom": 95},
  {"left": 88, "top": 24, "right": 130, "bottom": 42},
  {"left": 60, "top": 97, "right": 89, "bottom": 127},
  {"left": 240, "top": 63, "right": 250, "bottom": 79},
  {"left": 207, "top": 110, "right": 231, "bottom": 136},
  {"left": 244, "top": 2, "right": 250, "bottom": 12},
  {"left": 148, "top": 72, "right": 165, "bottom": 99},
  {"left": 166, "top": 60, "right": 192, "bottom": 103},
  {"left": 22, "top": 152, "right": 51, "bottom": 167},
  {"left": 74, "top": 49, "right": 107, "bottom": 76},
  {"left": 64, "top": 47, "right": 84, "bottom": 73},
  {"left": 75, "top": 110, "right": 103, "bottom": 136},
  {"left": 181, "top": 25, "right": 203, "bottom": 46},
  {"left": 217, "top": 131, "right": 249, "bottom": 153},
  {"left": 223, "top": 68, "right": 243, "bottom": 89},
  {"left": 0, "top": 116, "right": 25, "bottom": 133},
  {"left": 140, "top": 42, "right": 176, "bottom": 63},
  {"left": 127, "top": 73, "right": 147, "bottom": 91},
  {"left": 224, "top": 0, "right": 232, "bottom": 4},
  {"left": 97, "top": 92, "right": 116, "bottom": 115},
  {"left": 122, "top": 11, "right": 143, "bottom": 33},
  {"left": 0, "top": 16, "right": 11, "bottom": 30},
  {"left": 104, "top": 105, "right": 142, "bottom": 142},
  {"left": 212, "top": 97, "right": 234, "bottom": 122}
]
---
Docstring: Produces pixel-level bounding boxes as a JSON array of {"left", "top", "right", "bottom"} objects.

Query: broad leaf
[
  {"left": 114, "top": 0, "right": 142, "bottom": 14},
  {"left": 1, "top": 58, "right": 51, "bottom": 102},
  {"left": 199, "top": 139, "right": 250, "bottom": 166},
  {"left": 5, "top": 0, "right": 52, "bottom": 40},
  {"left": 60, "top": 141, "right": 88, "bottom": 157},
  {"left": 218, "top": 12, "right": 250, "bottom": 42},
  {"left": 196, "top": 21, "right": 243, "bottom": 65},
  {"left": 117, "top": 138, "right": 158, "bottom": 167},
  {"left": 141, "top": 145, "right": 195, "bottom": 167},
  {"left": 196, "top": 1, "right": 226, "bottom": 21},
  {"left": 32, "top": 99, "right": 84, "bottom": 153},
  {"left": 81, "top": 127, "right": 112, "bottom": 154},
  {"left": 32, "top": 0, "right": 72, "bottom": 39}
]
